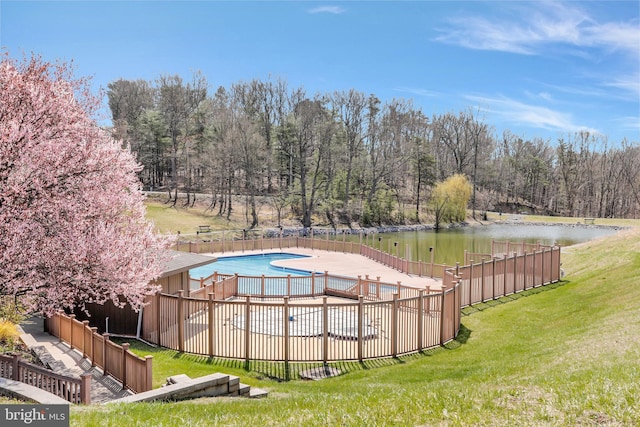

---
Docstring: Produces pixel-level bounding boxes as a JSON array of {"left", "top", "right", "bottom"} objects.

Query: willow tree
[{"left": 430, "top": 174, "right": 472, "bottom": 229}]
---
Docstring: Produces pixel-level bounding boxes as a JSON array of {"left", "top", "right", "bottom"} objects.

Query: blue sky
[{"left": 2, "top": 1, "right": 638, "bottom": 144}]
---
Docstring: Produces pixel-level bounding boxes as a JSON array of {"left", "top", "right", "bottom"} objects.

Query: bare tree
[
  {"left": 289, "top": 94, "right": 336, "bottom": 228},
  {"left": 157, "top": 72, "right": 206, "bottom": 207},
  {"left": 330, "top": 89, "right": 367, "bottom": 207}
]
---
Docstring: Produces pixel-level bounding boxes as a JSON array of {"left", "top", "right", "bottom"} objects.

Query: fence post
[
  {"left": 287, "top": 275, "right": 291, "bottom": 296},
  {"left": 90, "top": 327, "right": 98, "bottom": 367},
  {"left": 311, "top": 272, "right": 316, "bottom": 296},
  {"left": 82, "top": 320, "right": 90, "bottom": 358},
  {"left": 531, "top": 250, "right": 536, "bottom": 287},
  {"left": 523, "top": 251, "right": 528, "bottom": 290},
  {"left": 156, "top": 293, "right": 162, "bottom": 347},
  {"left": 103, "top": 334, "right": 110, "bottom": 377},
  {"left": 503, "top": 254, "right": 508, "bottom": 295},
  {"left": 121, "top": 343, "right": 129, "bottom": 391},
  {"left": 208, "top": 293, "right": 215, "bottom": 356},
  {"left": 69, "top": 314, "right": 76, "bottom": 350},
  {"left": 358, "top": 295, "right": 364, "bottom": 362},
  {"left": 392, "top": 293, "right": 398, "bottom": 357},
  {"left": 469, "top": 262, "right": 474, "bottom": 306},
  {"left": 358, "top": 276, "right": 362, "bottom": 296},
  {"left": 322, "top": 296, "right": 328, "bottom": 364},
  {"left": 541, "top": 248, "right": 546, "bottom": 286},
  {"left": 283, "top": 296, "right": 290, "bottom": 381},
  {"left": 244, "top": 296, "right": 251, "bottom": 364},
  {"left": 80, "top": 373, "right": 91, "bottom": 404},
  {"left": 440, "top": 286, "right": 447, "bottom": 345},
  {"left": 144, "top": 356, "right": 153, "bottom": 392},
  {"left": 177, "top": 291, "right": 184, "bottom": 353},
  {"left": 481, "top": 260, "right": 486, "bottom": 303},
  {"left": 11, "top": 354, "right": 20, "bottom": 381},
  {"left": 324, "top": 271, "right": 329, "bottom": 292},
  {"left": 418, "top": 290, "right": 424, "bottom": 351},
  {"left": 261, "top": 275, "right": 266, "bottom": 298},
  {"left": 513, "top": 252, "right": 518, "bottom": 292},
  {"left": 550, "top": 246, "right": 555, "bottom": 283}
]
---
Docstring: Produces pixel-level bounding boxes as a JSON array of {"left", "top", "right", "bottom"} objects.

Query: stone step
[
  {"left": 110, "top": 372, "right": 268, "bottom": 403},
  {"left": 238, "top": 383, "right": 251, "bottom": 396},
  {"left": 249, "top": 387, "right": 268, "bottom": 398}
]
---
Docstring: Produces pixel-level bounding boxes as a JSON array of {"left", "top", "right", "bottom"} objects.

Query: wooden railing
[
  {"left": 0, "top": 353, "right": 90, "bottom": 404},
  {"left": 173, "top": 232, "right": 559, "bottom": 282},
  {"left": 141, "top": 284, "right": 461, "bottom": 365},
  {"left": 455, "top": 246, "right": 561, "bottom": 308},
  {"left": 143, "top": 239, "right": 560, "bottom": 372},
  {"left": 45, "top": 313, "right": 152, "bottom": 393},
  {"left": 174, "top": 234, "right": 450, "bottom": 279}
]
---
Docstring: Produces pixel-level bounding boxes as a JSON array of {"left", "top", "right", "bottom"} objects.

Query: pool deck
[{"left": 200, "top": 248, "right": 442, "bottom": 290}]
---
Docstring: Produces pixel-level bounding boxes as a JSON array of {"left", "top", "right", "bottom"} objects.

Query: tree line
[{"left": 107, "top": 74, "right": 640, "bottom": 228}]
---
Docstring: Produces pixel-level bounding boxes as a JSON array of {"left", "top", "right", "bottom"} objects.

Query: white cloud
[
  {"left": 308, "top": 6, "right": 345, "bottom": 15},
  {"left": 465, "top": 94, "right": 598, "bottom": 134},
  {"left": 435, "top": 2, "right": 639, "bottom": 56}
]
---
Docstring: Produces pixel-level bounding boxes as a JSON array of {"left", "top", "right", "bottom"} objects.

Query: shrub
[{"left": 0, "top": 320, "right": 19, "bottom": 350}]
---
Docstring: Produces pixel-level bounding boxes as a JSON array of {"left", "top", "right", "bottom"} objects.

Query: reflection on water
[{"left": 359, "top": 224, "right": 617, "bottom": 266}]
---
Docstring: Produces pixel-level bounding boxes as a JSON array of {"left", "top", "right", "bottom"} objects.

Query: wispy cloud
[
  {"left": 435, "top": 2, "right": 639, "bottom": 56},
  {"left": 525, "top": 91, "right": 554, "bottom": 102},
  {"left": 308, "top": 6, "right": 345, "bottom": 15},
  {"left": 604, "top": 72, "right": 640, "bottom": 100},
  {"left": 394, "top": 86, "right": 441, "bottom": 98},
  {"left": 612, "top": 116, "right": 640, "bottom": 132},
  {"left": 465, "top": 94, "right": 598, "bottom": 135}
]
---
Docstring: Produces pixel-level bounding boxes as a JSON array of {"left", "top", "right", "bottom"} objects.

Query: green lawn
[{"left": 70, "top": 224, "right": 640, "bottom": 426}]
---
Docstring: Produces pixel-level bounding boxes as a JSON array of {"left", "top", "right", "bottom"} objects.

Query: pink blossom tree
[{"left": 0, "top": 53, "right": 173, "bottom": 316}]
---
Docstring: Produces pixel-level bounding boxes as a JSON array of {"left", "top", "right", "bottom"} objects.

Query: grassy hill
[{"left": 70, "top": 222, "right": 640, "bottom": 426}]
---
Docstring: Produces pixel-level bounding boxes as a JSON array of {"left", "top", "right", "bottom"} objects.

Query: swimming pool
[{"left": 190, "top": 252, "right": 313, "bottom": 279}]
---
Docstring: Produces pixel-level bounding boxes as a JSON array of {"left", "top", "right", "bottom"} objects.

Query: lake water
[
  {"left": 190, "top": 224, "right": 618, "bottom": 278},
  {"left": 362, "top": 223, "right": 617, "bottom": 266}
]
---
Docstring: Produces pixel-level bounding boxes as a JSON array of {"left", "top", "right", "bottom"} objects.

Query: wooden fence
[
  {"left": 0, "top": 353, "right": 90, "bottom": 404},
  {"left": 44, "top": 313, "right": 152, "bottom": 393},
  {"left": 141, "top": 283, "right": 459, "bottom": 363},
  {"left": 174, "top": 233, "right": 450, "bottom": 279},
  {"left": 151, "top": 238, "right": 560, "bottom": 369}
]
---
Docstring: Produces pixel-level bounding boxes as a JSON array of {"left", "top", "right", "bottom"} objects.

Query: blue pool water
[{"left": 190, "top": 253, "right": 312, "bottom": 279}]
